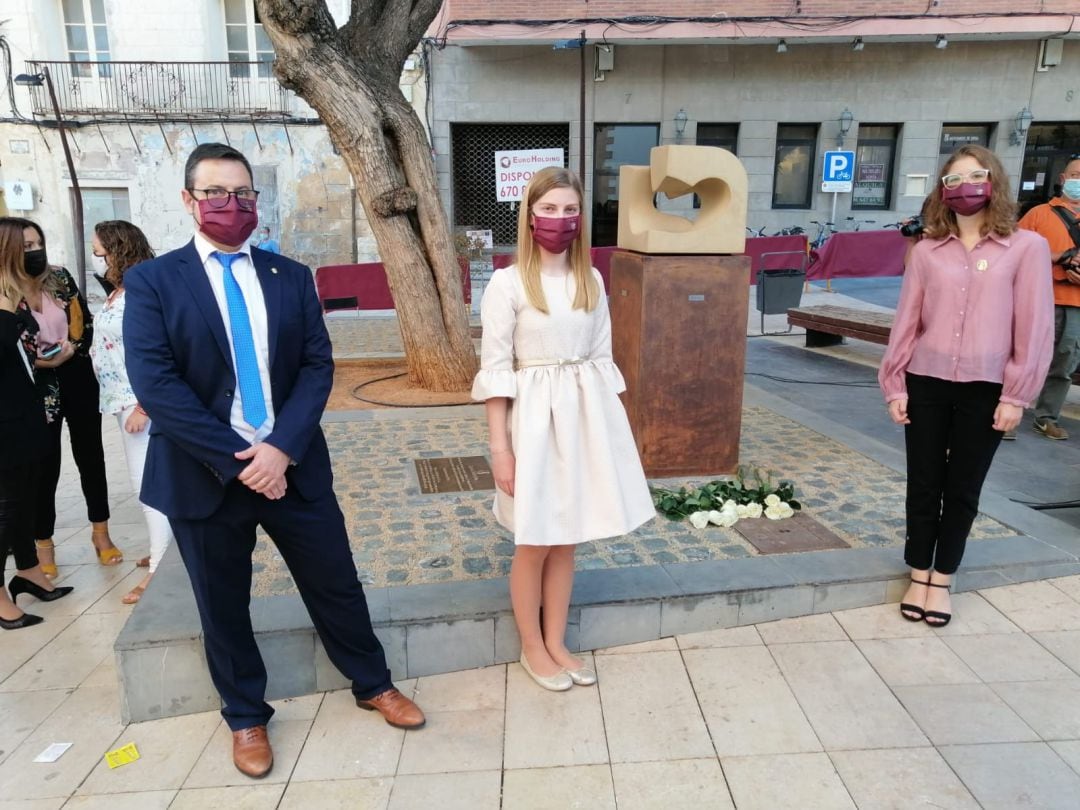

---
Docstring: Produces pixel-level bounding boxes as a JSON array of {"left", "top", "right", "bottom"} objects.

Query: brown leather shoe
[
  {"left": 232, "top": 725, "right": 273, "bottom": 778},
  {"left": 355, "top": 687, "right": 426, "bottom": 729}
]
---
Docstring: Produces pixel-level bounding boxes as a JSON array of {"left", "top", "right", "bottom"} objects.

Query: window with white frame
[
  {"left": 224, "top": 0, "right": 275, "bottom": 78},
  {"left": 62, "top": 0, "right": 111, "bottom": 78}
]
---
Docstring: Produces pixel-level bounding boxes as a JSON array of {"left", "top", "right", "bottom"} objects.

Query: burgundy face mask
[
  {"left": 196, "top": 197, "right": 259, "bottom": 246},
  {"left": 531, "top": 214, "right": 581, "bottom": 254},
  {"left": 942, "top": 182, "right": 992, "bottom": 216}
]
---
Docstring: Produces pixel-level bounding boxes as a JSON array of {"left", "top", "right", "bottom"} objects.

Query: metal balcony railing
[{"left": 24, "top": 60, "right": 315, "bottom": 121}]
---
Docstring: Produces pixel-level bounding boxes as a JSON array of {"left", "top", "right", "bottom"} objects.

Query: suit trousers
[
  {"left": 903, "top": 373, "right": 1004, "bottom": 575},
  {"left": 171, "top": 480, "right": 392, "bottom": 731},
  {"left": 0, "top": 460, "right": 42, "bottom": 588},
  {"left": 35, "top": 355, "right": 110, "bottom": 539}
]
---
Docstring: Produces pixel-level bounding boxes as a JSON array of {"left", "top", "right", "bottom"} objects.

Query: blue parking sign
[{"left": 823, "top": 151, "right": 855, "bottom": 183}]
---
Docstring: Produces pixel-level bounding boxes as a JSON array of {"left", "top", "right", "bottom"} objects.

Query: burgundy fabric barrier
[
  {"left": 315, "top": 259, "right": 471, "bottom": 311},
  {"left": 806, "top": 230, "right": 908, "bottom": 281},
  {"left": 743, "top": 235, "right": 810, "bottom": 285}
]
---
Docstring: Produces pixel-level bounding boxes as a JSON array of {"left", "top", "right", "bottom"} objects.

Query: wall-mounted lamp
[
  {"left": 674, "top": 109, "right": 689, "bottom": 142},
  {"left": 777, "top": 39, "right": 788, "bottom": 54},
  {"left": 852, "top": 38, "right": 864, "bottom": 52},
  {"left": 14, "top": 69, "right": 85, "bottom": 292},
  {"left": 1010, "top": 107, "right": 1034, "bottom": 146},
  {"left": 935, "top": 35, "right": 948, "bottom": 49},
  {"left": 837, "top": 107, "right": 854, "bottom": 146}
]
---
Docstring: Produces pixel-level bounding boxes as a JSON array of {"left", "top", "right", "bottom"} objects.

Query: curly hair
[
  {"left": 922, "top": 145, "right": 1016, "bottom": 240},
  {"left": 94, "top": 220, "right": 154, "bottom": 287}
]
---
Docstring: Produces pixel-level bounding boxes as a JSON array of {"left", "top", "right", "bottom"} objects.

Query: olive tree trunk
[{"left": 256, "top": 0, "right": 477, "bottom": 392}]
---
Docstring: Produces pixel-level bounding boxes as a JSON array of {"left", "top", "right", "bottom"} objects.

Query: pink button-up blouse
[{"left": 878, "top": 228, "right": 1054, "bottom": 407}]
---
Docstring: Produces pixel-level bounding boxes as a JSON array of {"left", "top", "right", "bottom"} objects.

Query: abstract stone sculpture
[{"left": 617, "top": 145, "right": 748, "bottom": 255}]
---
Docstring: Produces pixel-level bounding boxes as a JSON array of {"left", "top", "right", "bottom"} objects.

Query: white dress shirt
[{"left": 193, "top": 232, "right": 276, "bottom": 445}]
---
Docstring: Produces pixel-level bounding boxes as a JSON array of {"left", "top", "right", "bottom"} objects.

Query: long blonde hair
[
  {"left": 0, "top": 218, "right": 29, "bottom": 302},
  {"left": 515, "top": 167, "right": 598, "bottom": 314}
]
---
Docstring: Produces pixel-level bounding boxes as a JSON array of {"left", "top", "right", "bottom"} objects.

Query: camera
[{"left": 900, "top": 216, "right": 924, "bottom": 238}]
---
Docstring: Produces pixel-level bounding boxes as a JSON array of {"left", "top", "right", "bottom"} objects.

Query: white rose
[
  {"left": 708, "top": 509, "right": 739, "bottom": 528},
  {"left": 689, "top": 511, "right": 710, "bottom": 529},
  {"left": 764, "top": 493, "right": 781, "bottom": 507},
  {"left": 722, "top": 499, "right": 738, "bottom": 511},
  {"left": 744, "top": 502, "right": 763, "bottom": 519},
  {"left": 764, "top": 504, "right": 784, "bottom": 520},
  {"left": 736, "top": 504, "right": 751, "bottom": 518},
  {"left": 778, "top": 503, "right": 795, "bottom": 518}
]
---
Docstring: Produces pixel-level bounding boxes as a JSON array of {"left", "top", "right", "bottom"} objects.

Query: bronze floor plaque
[
  {"left": 736, "top": 512, "right": 850, "bottom": 555},
  {"left": 415, "top": 456, "right": 494, "bottom": 494}
]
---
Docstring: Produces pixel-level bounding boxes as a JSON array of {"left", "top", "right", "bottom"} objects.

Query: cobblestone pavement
[{"left": 248, "top": 403, "right": 1013, "bottom": 596}]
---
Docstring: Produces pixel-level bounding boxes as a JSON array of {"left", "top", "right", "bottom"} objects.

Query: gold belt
[{"left": 514, "top": 355, "right": 590, "bottom": 370}]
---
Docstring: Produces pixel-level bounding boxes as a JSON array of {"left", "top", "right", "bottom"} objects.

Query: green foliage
[{"left": 649, "top": 466, "right": 802, "bottom": 521}]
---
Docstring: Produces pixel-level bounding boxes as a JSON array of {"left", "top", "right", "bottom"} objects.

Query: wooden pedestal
[{"left": 610, "top": 251, "right": 750, "bottom": 477}]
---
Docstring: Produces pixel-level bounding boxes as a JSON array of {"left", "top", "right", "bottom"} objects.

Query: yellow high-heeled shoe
[
  {"left": 91, "top": 528, "right": 123, "bottom": 567},
  {"left": 34, "top": 539, "right": 58, "bottom": 578}
]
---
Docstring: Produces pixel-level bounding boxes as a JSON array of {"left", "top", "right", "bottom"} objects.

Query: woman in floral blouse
[
  {"left": 10, "top": 218, "right": 123, "bottom": 576},
  {"left": 90, "top": 220, "right": 173, "bottom": 603}
]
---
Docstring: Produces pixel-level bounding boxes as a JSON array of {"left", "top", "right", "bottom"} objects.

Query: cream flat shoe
[
  {"left": 519, "top": 653, "right": 572, "bottom": 691},
  {"left": 567, "top": 666, "right": 597, "bottom": 686}
]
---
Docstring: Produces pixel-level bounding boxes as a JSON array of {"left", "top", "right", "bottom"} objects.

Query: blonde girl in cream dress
[{"left": 472, "top": 167, "right": 654, "bottom": 691}]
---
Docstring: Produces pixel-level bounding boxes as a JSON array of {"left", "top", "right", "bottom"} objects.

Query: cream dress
[{"left": 472, "top": 265, "right": 655, "bottom": 546}]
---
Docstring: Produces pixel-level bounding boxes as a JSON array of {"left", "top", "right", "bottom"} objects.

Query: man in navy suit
[{"left": 124, "top": 143, "right": 424, "bottom": 779}]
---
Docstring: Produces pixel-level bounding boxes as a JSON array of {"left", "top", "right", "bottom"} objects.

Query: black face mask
[{"left": 24, "top": 249, "right": 48, "bottom": 278}]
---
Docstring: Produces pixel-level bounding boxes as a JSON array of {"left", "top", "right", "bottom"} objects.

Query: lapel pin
[{"left": 271, "top": 267, "right": 278, "bottom": 274}]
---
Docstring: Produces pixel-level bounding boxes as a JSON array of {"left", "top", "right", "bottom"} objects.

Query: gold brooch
[{"left": 975, "top": 259, "right": 989, "bottom": 273}]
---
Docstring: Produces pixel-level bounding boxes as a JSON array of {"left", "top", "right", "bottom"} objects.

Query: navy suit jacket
[{"left": 123, "top": 240, "right": 334, "bottom": 520}]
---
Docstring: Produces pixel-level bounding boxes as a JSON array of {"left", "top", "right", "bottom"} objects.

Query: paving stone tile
[
  {"left": 770, "top": 641, "right": 928, "bottom": 750},
  {"left": 76, "top": 711, "right": 220, "bottom": 794},
  {"left": 675, "top": 625, "right": 762, "bottom": 650},
  {"left": 183, "top": 718, "right": 312, "bottom": 787},
  {"left": 979, "top": 581, "right": 1080, "bottom": 632},
  {"left": 0, "top": 685, "right": 125, "bottom": 799},
  {"left": 501, "top": 765, "right": 616, "bottom": 810},
  {"left": 1050, "top": 575, "right": 1080, "bottom": 603},
  {"left": 756, "top": 613, "right": 847, "bottom": 645},
  {"left": 660, "top": 594, "right": 740, "bottom": 636},
  {"left": 1050, "top": 741, "right": 1080, "bottom": 777},
  {"left": 595, "top": 651, "right": 714, "bottom": 763},
  {"left": 1033, "top": 630, "right": 1080, "bottom": 676},
  {"left": 940, "top": 742, "right": 1080, "bottom": 810},
  {"left": 0, "top": 690, "right": 70, "bottom": 767},
  {"left": 832, "top": 602, "right": 930, "bottom": 641},
  {"left": 405, "top": 619, "right": 494, "bottom": 678},
  {"left": 855, "top": 637, "right": 980, "bottom": 687},
  {"left": 396, "top": 709, "right": 503, "bottom": 775},
  {"left": 991, "top": 679, "right": 1080, "bottom": 740},
  {"left": 0, "top": 800, "right": 65, "bottom": 809},
  {"left": 504, "top": 659, "right": 607, "bottom": 769},
  {"left": 929, "top": 592, "right": 1025, "bottom": 636},
  {"left": 168, "top": 785, "right": 286, "bottom": 809},
  {"left": 722, "top": 752, "right": 856, "bottom": 810},
  {"left": 116, "top": 640, "right": 221, "bottom": 724},
  {"left": 812, "top": 580, "right": 887, "bottom": 614},
  {"left": 943, "top": 633, "right": 1076, "bottom": 682},
  {"left": 893, "top": 684, "right": 1039, "bottom": 745},
  {"left": 290, "top": 689, "right": 403, "bottom": 781},
  {"left": 60, "top": 792, "right": 176, "bottom": 809},
  {"left": 683, "top": 646, "right": 820, "bottom": 756},
  {"left": 412, "top": 666, "right": 505, "bottom": 713},
  {"left": 611, "top": 759, "right": 734, "bottom": 810},
  {"left": 387, "top": 771, "right": 501, "bottom": 810},
  {"left": 595, "top": 637, "right": 678, "bottom": 655},
  {"left": 0, "top": 612, "right": 128, "bottom": 692},
  {"left": 829, "top": 747, "right": 980, "bottom": 809},
  {"left": 578, "top": 602, "right": 660, "bottom": 650},
  {"left": 278, "top": 778, "right": 392, "bottom": 809}
]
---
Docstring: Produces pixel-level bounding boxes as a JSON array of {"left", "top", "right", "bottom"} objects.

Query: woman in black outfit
[
  {"left": 11, "top": 219, "right": 122, "bottom": 576},
  {"left": 0, "top": 219, "right": 73, "bottom": 629}
]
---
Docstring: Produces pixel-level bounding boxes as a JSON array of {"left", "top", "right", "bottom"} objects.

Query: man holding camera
[{"left": 1018, "top": 155, "right": 1080, "bottom": 441}]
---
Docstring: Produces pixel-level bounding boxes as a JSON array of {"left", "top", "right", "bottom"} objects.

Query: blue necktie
[{"left": 214, "top": 251, "right": 267, "bottom": 431}]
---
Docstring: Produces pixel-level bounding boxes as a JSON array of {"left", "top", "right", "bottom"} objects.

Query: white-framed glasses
[{"left": 941, "top": 169, "right": 990, "bottom": 189}]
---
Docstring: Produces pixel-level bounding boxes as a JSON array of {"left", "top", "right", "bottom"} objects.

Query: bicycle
[
  {"left": 771, "top": 225, "right": 806, "bottom": 237},
  {"left": 844, "top": 216, "right": 878, "bottom": 232},
  {"left": 808, "top": 220, "right": 837, "bottom": 250},
  {"left": 745, "top": 225, "right": 767, "bottom": 237}
]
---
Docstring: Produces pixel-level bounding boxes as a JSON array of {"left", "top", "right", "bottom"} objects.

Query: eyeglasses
[
  {"left": 941, "top": 169, "right": 990, "bottom": 189},
  {"left": 188, "top": 188, "right": 260, "bottom": 210}
]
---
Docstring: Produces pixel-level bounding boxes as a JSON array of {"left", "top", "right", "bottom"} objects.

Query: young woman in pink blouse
[{"left": 879, "top": 145, "right": 1054, "bottom": 627}]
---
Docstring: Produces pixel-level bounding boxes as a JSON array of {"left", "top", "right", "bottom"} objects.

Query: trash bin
[{"left": 754, "top": 250, "right": 807, "bottom": 334}]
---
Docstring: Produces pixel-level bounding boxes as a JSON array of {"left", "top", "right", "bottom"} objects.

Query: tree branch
[{"left": 256, "top": 0, "right": 336, "bottom": 38}]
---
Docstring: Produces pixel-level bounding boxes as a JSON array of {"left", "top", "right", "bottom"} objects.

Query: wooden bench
[{"left": 787, "top": 305, "right": 893, "bottom": 347}]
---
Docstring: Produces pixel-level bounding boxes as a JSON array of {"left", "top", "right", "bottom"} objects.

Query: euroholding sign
[{"left": 494, "top": 149, "right": 566, "bottom": 202}]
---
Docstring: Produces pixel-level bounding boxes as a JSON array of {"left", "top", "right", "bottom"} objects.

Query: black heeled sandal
[
  {"left": 924, "top": 581, "right": 952, "bottom": 627},
  {"left": 8, "top": 576, "right": 74, "bottom": 604},
  {"left": 900, "top": 578, "right": 929, "bottom": 622}
]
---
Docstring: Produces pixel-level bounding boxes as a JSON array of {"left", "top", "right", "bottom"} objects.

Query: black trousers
[
  {"left": 35, "top": 355, "right": 110, "bottom": 539},
  {"left": 171, "top": 481, "right": 391, "bottom": 731},
  {"left": 903, "top": 373, "right": 1004, "bottom": 575},
  {"left": 1, "top": 461, "right": 42, "bottom": 587}
]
